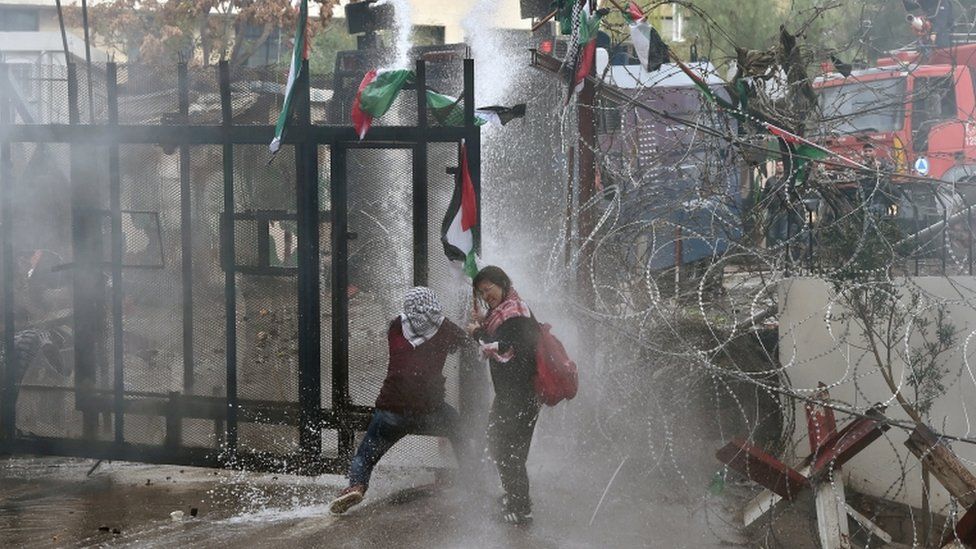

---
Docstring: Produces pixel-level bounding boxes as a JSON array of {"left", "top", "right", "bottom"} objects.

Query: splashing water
[
  {"left": 461, "top": 0, "right": 519, "bottom": 106},
  {"left": 373, "top": 0, "right": 414, "bottom": 69}
]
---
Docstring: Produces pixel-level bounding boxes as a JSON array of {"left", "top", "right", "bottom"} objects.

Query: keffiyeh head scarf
[
  {"left": 400, "top": 287, "right": 445, "bottom": 348},
  {"left": 483, "top": 287, "right": 532, "bottom": 336}
]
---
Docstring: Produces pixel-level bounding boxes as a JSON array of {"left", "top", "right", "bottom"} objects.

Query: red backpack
[{"left": 534, "top": 322, "right": 578, "bottom": 406}]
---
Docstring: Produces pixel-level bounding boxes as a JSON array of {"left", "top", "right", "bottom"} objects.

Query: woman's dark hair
[{"left": 472, "top": 265, "right": 512, "bottom": 297}]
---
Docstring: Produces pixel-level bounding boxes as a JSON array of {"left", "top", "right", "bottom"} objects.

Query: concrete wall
[{"left": 778, "top": 276, "right": 976, "bottom": 510}]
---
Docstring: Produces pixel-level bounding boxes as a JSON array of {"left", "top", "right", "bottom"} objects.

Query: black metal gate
[{"left": 0, "top": 55, "right": 480, "bottom": 475}]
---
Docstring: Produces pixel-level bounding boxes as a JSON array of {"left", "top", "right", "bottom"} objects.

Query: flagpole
[
  {"left": 577, "top": 0, "right": 597, "bottom": 310},
  {"left": 531, "top": 10, "right": 558, "bottom": 32}
]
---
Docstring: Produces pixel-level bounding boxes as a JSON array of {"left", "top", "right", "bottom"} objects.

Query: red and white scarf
[{"left": 480, "top": 288, "right": 531, "bottom": 363}]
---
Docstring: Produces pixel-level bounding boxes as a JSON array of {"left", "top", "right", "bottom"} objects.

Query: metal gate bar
[
  {"left": 107, "top": 62, "right": 124, "bottom": 444},
  {"left": 0, "top": 57, "right": 481, "bottom": 475},
  {"left": 0, "top": 65, "right": 16, "bottom": 442}
]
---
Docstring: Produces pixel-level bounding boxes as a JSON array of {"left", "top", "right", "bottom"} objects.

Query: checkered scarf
[
  {"left": 400, "top": 287, "right": 445, "bottom": 348},
  {"left": 483, "top": 288, "right": 532, "bottom": 336}
]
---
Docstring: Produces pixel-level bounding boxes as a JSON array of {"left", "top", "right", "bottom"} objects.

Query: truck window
[
  {"left": 911, "top": 76, "right": 956, "bottom": 142},
  {"left": 818, "top": 77, "right": 906, "bottom": 133}
]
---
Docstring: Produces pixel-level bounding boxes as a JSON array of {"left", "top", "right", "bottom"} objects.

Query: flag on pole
[
  {"left": 351, "top": 68, "right": 414, "bottom": 139},
  {"left": 626, "top": 2, "right": 652, "bottom": 69},
  {"left": 566, "top": 6, "right": 606, "bottom": 104},
  {"left": 425, "top": 90, "right": 525, "bottom": 127},
  {"left": 269, "top": 0, "right": 309, "bottom": 155},
  {"left": 441, "top": 139, "right": 479, "bottom": 278},
  {"left": 425, "top": 90, "right": 486, "bottom": 127},
  {"left": 625, "top": 2, "right": 668, "bottom": 73}
]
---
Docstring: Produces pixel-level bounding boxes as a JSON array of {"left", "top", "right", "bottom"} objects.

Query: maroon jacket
[{"left": 374, "top": 317, "right": 466, "bottom": 414}]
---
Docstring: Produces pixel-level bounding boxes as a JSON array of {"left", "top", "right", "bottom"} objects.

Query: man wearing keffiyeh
[{"left": 329, "top": 287, "right": 471, "bottom": 515}]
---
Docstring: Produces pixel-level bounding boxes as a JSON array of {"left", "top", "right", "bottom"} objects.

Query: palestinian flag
[
  {"left": 789, "top": 144, "right": 829, "bottom": 185},
  {"left": 441, "top": 139, "right": 479, "bottom": 278},
  {"left": 567, "top": 7, "right": 607, "bottom": 104},
  {"left": 426, "top": 90, "right": 487, "bottom": 127},
  {"left": 624, "top": 1, "right": 668, "bottom": 72},
  {"left": 269, "top": 0, "right": 309, "bottom": 155},
  {"left": 351, "top": 68, "right": 414, "bottom": 140},
  {"left": 426, "top": 91, "right": 525, "bottom": 127},
  {"left": 763, "top": 122, "right": 831, "bottom": 184}
]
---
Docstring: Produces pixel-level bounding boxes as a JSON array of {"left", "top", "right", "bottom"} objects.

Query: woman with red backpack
[{"left": 466, "top": 266, "right": 541, "bottom": 526}]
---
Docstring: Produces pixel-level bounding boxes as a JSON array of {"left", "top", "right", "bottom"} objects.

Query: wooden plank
[
  {"left": 845, "top": 504, "right": 893, "bottom": 544},
  {"left": 905, "top": 424, "right": 976, "bottom": 508},
  {"left": 716, "top": 437, "right": 810, "bottom": 500},
  {"left": 815, "top": 480, "right": 852, "bottom": 549},
  {"left": 743, "top": 489, "right": 781, "bottom": 528}
]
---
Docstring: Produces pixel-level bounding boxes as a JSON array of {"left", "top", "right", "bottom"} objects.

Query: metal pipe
[
  {"left": 330, "top": 144, "right": 351, "bottom": 462},
  {"left": 968, "top": 206, "right": 973, "bottom": 276},
  {"left": 54, "top": 0, "right": 71, "bottom": 66},
  {"left": 463, "top": 58, "right": 480, "bottom": 256},
  {"left": 294, "top": 59, "right": 321, "bottom": 464},
  {"left": 178, "top": 63, "right": 194, "bottom": 394},
  {"left": 80, "top": 0, "right": 95, "bottom": 123},
  {"left": 218, "top": 61, "right": 238, "bottom": 460},
  {"left": 412, "top": 59, "right": 428, "bottom": 286},
  {"left": 106, "top": 62, "right": 124, "bottom": 444},
  {"left": 0, "top": 64, "right": 17, "bottom": 441}
]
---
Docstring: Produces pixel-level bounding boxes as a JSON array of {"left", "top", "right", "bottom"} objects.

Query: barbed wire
[{"left": 540, "top": 0, "right": 976, "bottom": 544}]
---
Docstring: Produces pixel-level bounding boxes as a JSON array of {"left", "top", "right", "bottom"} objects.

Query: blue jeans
[{"left": 348, "top": 402, "right": 466, "bottom": 489}]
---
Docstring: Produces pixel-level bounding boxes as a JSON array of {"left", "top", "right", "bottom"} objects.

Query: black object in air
[
  {"left": 345, "top": 0, "right": 396, "bottom": 35},
  {"left": 830, "top": 55, "right": 852, "bottom": 77}
]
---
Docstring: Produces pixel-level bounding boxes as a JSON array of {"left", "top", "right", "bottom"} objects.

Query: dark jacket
[
  {"left": 477, "top": 316, "right": 540, "bottom": 402},
  {"left": 374, "top": 317, "right": 466, "bottom": 414}
]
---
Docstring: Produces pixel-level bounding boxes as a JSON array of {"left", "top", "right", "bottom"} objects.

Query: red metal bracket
[
  {"left": 716, "top": 437, "right": 810, "bottom": 500},
  {"left": 810, "top": 408, "right": 889, "bottom": 479}
]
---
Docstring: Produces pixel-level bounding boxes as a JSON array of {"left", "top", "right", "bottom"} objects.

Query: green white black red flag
[
  {"left": 269, "top": 0, "right": 309, "bottom": 155},
  {"left": 625, "top": 1, "right": 667, "bottom": 72},
  {"left": 441, "top": 139, "right": 480, "bottom": 278},
  {"left": 351, "top": 68, "right": 414, "bottom": 139}
]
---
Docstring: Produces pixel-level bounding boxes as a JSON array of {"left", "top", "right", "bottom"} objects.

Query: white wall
[{"left": 779, "top": 276, "right": 976, "bottom": 510}]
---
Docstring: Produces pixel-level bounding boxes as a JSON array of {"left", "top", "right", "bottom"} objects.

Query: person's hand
[
  {"left": 478, "top": 341, "right": 499, "bottom": 361},
  {"left": 465, "top": 322, "right": 480, "bottom": 336}
]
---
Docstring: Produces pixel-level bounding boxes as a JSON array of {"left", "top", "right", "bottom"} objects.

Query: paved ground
[{"left": 1, "top": 449, "right": 761, "bottom": 549}]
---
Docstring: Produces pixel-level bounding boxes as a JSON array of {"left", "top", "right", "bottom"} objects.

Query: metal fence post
[
  {"left": 294, "top": 59, "right": 321, "bottom": 467},
  {"left": 968, "top": 206, "right": 973, "bottom": 276},
  {"left": 330, "top": 143, "right": 352, "bottom": 464},
  {"left": 107, "top": 62, "right": 125, "bottom": 444},
  {"left": 178, "top": 62, "right": 195, "bottom": 394},
  {"left": 412, "top": 59, "right": 429, "bottom": 287},
  {"left": 218, "top": 61, "right": 238, "bottom": 463},
  {"left": 914, "top": 205, "right": 920, "bottom": 277},
  {"left": 0, "top": 64, "right": 17, "bottom": 442}
]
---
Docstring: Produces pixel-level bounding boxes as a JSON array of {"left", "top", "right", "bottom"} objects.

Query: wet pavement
[{"left": 0, "top": 450, "right": 759, "bottom": 548}]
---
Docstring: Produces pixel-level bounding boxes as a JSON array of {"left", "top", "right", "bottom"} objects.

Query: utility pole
[{"left": 576, "top": 0, "right": 597, "bottom": 310}]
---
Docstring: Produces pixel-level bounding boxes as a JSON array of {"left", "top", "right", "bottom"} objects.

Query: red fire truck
[{"left": 815, "top": 43, "right": 976, "bottom": 194}]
